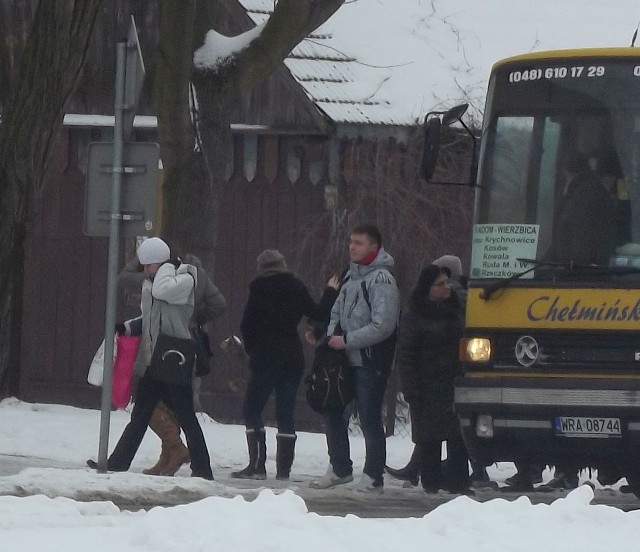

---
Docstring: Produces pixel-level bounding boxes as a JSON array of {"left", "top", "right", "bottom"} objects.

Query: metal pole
[{"left": 97, "top": 41, "right": 127, "bottom": 473}]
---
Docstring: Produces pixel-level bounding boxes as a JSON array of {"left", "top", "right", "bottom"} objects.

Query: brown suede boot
[
  {"left": 143, "top": 401, "right": 190, "bottom": 476},
  {"left": 142, "top": 405, "right": 170, "bottom": 475}
]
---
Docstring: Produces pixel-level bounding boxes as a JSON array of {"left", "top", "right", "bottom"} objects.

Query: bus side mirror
[
  {"left": 421, "top": 103, "right": 478, "bottom": 187},
  {"left": 442, "top": 103, "right": 470, "bottom": 126},
  {"left": 421, "top": 117, "right": 441, "bottom": 180}
]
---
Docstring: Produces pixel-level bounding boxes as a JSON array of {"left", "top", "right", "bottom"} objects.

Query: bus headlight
[
  {"left": 460, "top": 337, "right": 491, "bottom": 362},
  {"left": 476, "top": 415, "right": 494, "bottom": 438}
]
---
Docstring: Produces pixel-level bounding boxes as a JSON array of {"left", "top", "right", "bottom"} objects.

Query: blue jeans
[
  {"left": 243, "top": 368, "right": 302, "bottom": 435},
  {"left": 323, "top": 366, "right": 389, "bottom": 481}
]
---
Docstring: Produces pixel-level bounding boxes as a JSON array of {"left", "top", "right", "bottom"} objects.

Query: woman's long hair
[
  {"left": 409, "top": 265, "right": 442, "bottom": 313},
  {"left": 409, "top": 264, "right": 460, "bottom": 317}
]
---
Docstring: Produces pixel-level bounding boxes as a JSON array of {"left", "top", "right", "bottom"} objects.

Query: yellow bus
[{"left": 428, "top": 48, "right": 640, "bottom": 494}]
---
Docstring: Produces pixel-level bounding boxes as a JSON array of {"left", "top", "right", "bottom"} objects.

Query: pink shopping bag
[{"left": 112, "top": 334, "right": 141, "bottom": 408}]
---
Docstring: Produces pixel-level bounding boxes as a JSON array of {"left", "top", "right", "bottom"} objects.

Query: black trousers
[
  {"left": 108, "top": 373, "right": 212, "bottom": 478},
  {"left": 419, "top": 429, "right": 469, "bottom": 492}
]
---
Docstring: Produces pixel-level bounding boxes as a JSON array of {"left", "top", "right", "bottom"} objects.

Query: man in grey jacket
[{"left": 310, "top": 224, "right": 399, "bottom": 492}]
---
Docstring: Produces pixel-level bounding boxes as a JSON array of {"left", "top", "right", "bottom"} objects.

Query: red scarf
[{"left": 359, "top": 248, "right": 380, "bottom": 266}]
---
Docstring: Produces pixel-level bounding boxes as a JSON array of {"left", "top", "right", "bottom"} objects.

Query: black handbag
[
  {"left": 148, "top": 332, "right": 196, "bottom": 386},
  {"left": 193, "top": 325, "right": 213, "bottom": 377}
]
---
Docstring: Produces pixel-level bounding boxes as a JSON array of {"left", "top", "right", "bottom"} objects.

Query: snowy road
[
  {"left": 76, "top": 485, "right": 640, "bottom": 517},
  {"left": 1, "top": 454, "right": 637, "bottom": 517}
]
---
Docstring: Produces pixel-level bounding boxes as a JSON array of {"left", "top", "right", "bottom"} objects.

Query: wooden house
[{"left": 13, "top": 0, "right": 474, "bottom": 431}]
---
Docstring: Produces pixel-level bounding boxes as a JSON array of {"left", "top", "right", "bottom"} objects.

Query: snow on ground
[
  {"left": 1, "top": 398, "right": 639, "bottom": 551},
  {"left": 6, "top": 2, "right": 640, "bottom": 550}
]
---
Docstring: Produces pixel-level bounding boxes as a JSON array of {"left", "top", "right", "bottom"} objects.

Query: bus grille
[{"left": 489, "top": 332, "right": 640, "bottom": 372}]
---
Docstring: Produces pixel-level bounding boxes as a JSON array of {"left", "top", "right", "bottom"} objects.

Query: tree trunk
[
  {"left": 0, "top": 0, "right": 103, "bottom": 396},
  {"left": 0, "top": 0, "right": 34, "bottom": 107},
  {"left": 158, "top": 0, "right": 345, "bottom": 274},
  {"left": 154, "top": 0, "right": 206, "bottom": 258}
]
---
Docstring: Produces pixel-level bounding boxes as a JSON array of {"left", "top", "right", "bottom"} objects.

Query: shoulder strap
[
  {"left": 361, "top": 280, "right": 371, "bottom": 311},
  {"left": 360, "top": 269, "right": 395, "bottom": 311}
]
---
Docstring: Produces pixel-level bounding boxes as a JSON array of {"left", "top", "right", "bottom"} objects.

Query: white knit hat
[
  {"left": 137, "top": 237, "right": 170, "bottom": 265},
  {"left": 433, "top": 255, "right": 463, "bottom": 281}
]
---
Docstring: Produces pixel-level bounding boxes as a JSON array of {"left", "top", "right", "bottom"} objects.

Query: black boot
[
  {"left": 276, "top": 433, "right": 297, "bottom": 480},
  {"left": 419, "top": 440, "right": 442, "bottom": 493},
  {"left": 385, "top": 444, "right": 420, "bottom": 486},
  {"left": 231, "top": 428, "right": 267, "bottom": 479},
  {"left": 502, "top": 462, "right": 534, "bottom": 492}
]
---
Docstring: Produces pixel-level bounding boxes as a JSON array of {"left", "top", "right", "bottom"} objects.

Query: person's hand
[
  {"left": 177, "top": 263, "right": 197, "bottom": 282},
  {"left": 328, "top": 335, "right": 346, "bottom": 350},
  {"left": 327, "top": 275, "right": 340, "bottom": 290},
  {"left": 304, "top": 329, "right": 317, "bottom": 345}
]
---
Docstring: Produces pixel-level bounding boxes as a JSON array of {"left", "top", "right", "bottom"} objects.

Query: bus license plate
[{"left": 554, "top": 416, "right": 621, "bottom": 437}]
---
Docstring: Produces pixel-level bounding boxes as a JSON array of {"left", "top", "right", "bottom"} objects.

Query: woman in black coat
[
  {"left": 232, "top": 249, "right": 338, "bottom": 481},
  {"left": 396, "top": 264, "right": 470, "bottom": 494}
]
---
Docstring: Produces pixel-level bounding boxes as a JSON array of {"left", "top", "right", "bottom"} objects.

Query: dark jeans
[
  {"left": 323, "top": 366, "right": 389, "bottom": 481},
  {"left": 243, "top": 368, "right": 302, "bottom": 435},
  {"left": 108, "top": 373, "right": 212, "bottom": 478}
]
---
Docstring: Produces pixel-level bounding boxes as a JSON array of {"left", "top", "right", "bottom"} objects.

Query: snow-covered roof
[
  {"left": 231, "top": 0, "right": 640, "bottom": 127},
  {"left": 63, "top": 114, "right": 272, "bottom": 135},
  {"left": 239, "top": 0, "right": 397, "bottom": 125},
  {"left": 63, "top": 114, "right": 158, "bottom": 128}
]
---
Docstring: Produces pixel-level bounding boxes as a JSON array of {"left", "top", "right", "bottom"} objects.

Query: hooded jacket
[
  {"left": 124, "top": 262, "right": 196, "bottom": 376},
  {"left": 327, "top": 248, "right": 400, "bottom": 367},
  {"left": 119, "top": 254, "right": 226, "bottom": 328}
]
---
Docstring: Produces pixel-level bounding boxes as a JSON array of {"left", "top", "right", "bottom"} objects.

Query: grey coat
[
  {"left": 124, "top": 262, "right": 196, "bottom": 376},
  {"left": 119, "top": 254, "right": 225, "bottom": 329},
  {"left": 327, "top": 248, "right": 399, "bottom": 367}
]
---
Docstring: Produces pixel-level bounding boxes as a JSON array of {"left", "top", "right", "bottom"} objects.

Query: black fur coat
[{"left": 396, "top": 292, "right": 464, "bottom": 442}]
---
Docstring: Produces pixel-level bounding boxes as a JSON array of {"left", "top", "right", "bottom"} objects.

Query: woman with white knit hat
[{"left": 88, "top": 237, "right": 214, "bottom": 480}]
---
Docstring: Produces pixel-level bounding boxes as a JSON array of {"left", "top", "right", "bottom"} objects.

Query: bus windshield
[{"left": 471, "top": 56, "right": 640, "bottom": 280}]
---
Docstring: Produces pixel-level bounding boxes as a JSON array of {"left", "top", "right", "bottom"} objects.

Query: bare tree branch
[
  {"left": 290, "top": 128, "right": 476, "bottom": 301},
  {"left": 0, "top": 0, "right": 104, "bottom": 395}
]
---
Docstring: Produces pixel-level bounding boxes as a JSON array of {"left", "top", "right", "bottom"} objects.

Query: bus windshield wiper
[
  {"left": 480, "top": 258, "right": 640, "bottom": 300},
  {"left": 480, "top": 260, "right": 541, "bottom": 300}
]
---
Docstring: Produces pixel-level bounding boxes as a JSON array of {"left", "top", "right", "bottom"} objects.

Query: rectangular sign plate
[{"left": 554, "top": 416, "right": 621, "bottom": 437}]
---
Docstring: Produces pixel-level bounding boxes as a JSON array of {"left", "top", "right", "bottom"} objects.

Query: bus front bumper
[{"left": 454, "top": 375, "right": 640, "bottom": 465}]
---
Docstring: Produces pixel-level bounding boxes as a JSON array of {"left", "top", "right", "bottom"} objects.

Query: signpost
[
  {"left": 123, "top": 17, "right": 145, "bottom": 142},
  {"left": 85, "top": 16, "right": 157, "bottom": 473},
  {"left": 85, "top": 142, "right": 159, "bottom": 237}
]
